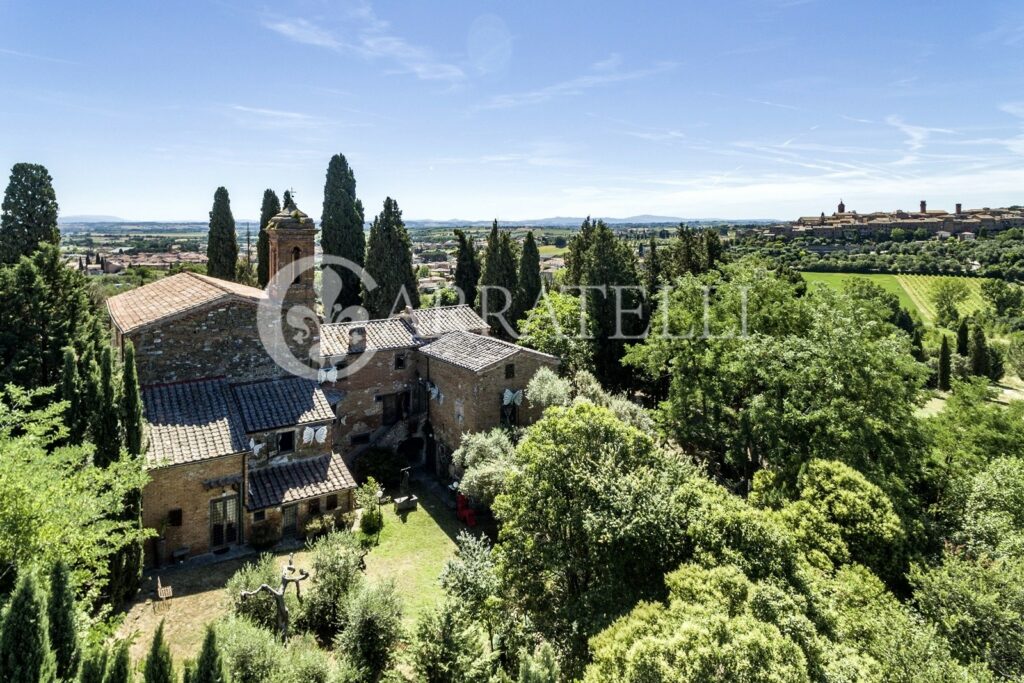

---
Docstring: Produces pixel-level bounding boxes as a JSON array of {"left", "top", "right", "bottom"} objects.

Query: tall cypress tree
[
  {"left": 61, "top": 346, "right": 87, "bottom": 444},
  {"left": 102, "top": 642, "right": 131, "bottom": 683},
  {"left": 0, "top": 572, "right": 57, "bottom": 683},
  {"left": 321, "top": 154, "right": 366, "bottom": 315},
  {"left": 702, "top": 229, "right": 722, "bottom": 270},
  {"left": 120, "top": 341, "right": 144, "bottom": 458},
  {"left": 0, "top": 163, "right": 60, "bottom": 264},
  {"left": 477, "top": 221, "right": 518, "bottom": 339},
  {"left": 48, "top": 562, "right": 80, "bottom": 681},
  {"left": 205, "top": 187, "right": 237, "bottom": 281},
  {"left": 361, "top": 197, "right": 419, "bottom": 318},
  {"left": 453, "top": 229, "right": 480, "bottom": 307},
  {"left": 956, "top": 319, "right": 970, "bottom": 356},
  {"left": 563, "top": 217, "right": 595, "bottom": 287},
  {"left": 938, "top": 336, "right": 952, "bottom": 391},
  {"left": 513, "top": 231, "right": 542, "bottom": 327},
  {"left": 970, "top": 324, "right": 990, "bottom": 377},
  {"left": 191, "top": 628, "right": 227, "bottom": 683},
  {"left": 78, "top": 648, "right": 108, "bottom": 683},
  {"left": 257, "top": 189, "right": 280, "bottom": 288},
  {"left": 142, "top": 622, "right": 175, "bottom": 683},
  {"left": 91, "top": 346, "right": 122, "bottom": 468}
]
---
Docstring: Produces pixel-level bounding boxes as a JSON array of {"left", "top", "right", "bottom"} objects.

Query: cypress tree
[
  {"left": 102, "top": 642, "right": 131, "bottom": 683},
  {"left": 911, "top": 329, "right": 925, "bottom": 362},
  {"left": 205, "top": 187, "right": 237, "bottom": 281},
  {"left": 956, "top": 319, "right": 970, "bottom": 356},
  {"left": 0, "top": 572, "right": 57, "bottom": 683},
  {"left": 970, "top": 324, "right": 990, "bottom": 377},
  {"left": 91, "top": 346, "right": 122, "bottom": 468},
  {"left": 361, "top": 197, "right": 419, "bottom": 318},
  {"left": 938, "top": 336, "right": 952, "bottom": 391},
  {"left": 477, "top": 221, "right": 518, "bottom": 339},
  {"left": 120, "top": 342, "right": 144, "bottom": 457},
  {"left": 61, "top": 346, "right": 87, "bottom": 443},
  {"left": 702, "top": 229, "right": 722, "bottom": 270},
  {"left": 0, "top": 163, "right": 60, "bottom": 264},
  {"left": 78, "top": 648, "right": 108, "bottom": 683},
  {"left": 48, "top": 562, "right": 80, "bottom": 681},
  {"left": 191, "top": 628, "right": 227, "bottom": 683},
  {"left": 142, "top": 622, "right": 175, "bottom": 683},
  {"left": 321, "top": 154, "right": 366, "bottom": 315},
  {"left": 513, "top": 231, "right": 542, "bottom": 327},
  {"left": 453, "top": 229, "right": 480, "bottom": 307},
  {"left": 563, "top": 217, "right": 595, "bottom": 287},
  {"left": 257, "top": 189, "right": 280, "bottom": 288}
]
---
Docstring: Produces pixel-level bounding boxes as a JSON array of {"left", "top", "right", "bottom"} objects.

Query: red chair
[{"left": 456, "top": 495, "right": 477, "bottom": 527}]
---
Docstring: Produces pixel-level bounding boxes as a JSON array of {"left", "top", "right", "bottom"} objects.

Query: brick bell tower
[{"left": 267, "top": 205, "right": 318, "bottom": 313}]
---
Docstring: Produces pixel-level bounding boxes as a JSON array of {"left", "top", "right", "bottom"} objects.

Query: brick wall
[
  {"left": 322, "top": 348, "right": 419, "bottom": 452},
  {"left": 127, "top": 301, "right": 278, "bottom": 385},
  {"left": 142, "top": 453, "right": 245, "bottom": 565}
]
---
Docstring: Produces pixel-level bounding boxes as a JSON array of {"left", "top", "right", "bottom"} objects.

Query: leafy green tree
[
  {"left": 336, "top": 581, "right": 403, "bottom": 682},
  {"left": 102, "top": 642, "right": 131, "bottom": 683},
  {"left": 206, "top": 187, "right": 238, "bottom": 281},
  {"left": 938, "top": 336, "right": 952, "bottom": 391},
  {"left": 957, "top": 319, "right": 970, "bottom": 356},
  {"left": 411, "top": 601, "right": 490, "bottom": 683},
  {"left": 257, "top": 189, "right": 280, "bottom": 288},
  {"left": 192, "top": 627, "right": 228, "bottom": 683},
  {"left": 453, "top": 229, "right": 480, "bottom": 307},
  {"left": 932, "top": 279, "right": 969, "bottom": 327},
  {"left": 361, "top": 197, "right": 418, "bottom": 318},
  {"left": 493, "top": 402, "right": 700, "bottom": 675},
  {"left": 451, "top": 430, "right": 516, "bottom": 506},
  {"left": 298, "top": 531, "right": 365, "bottom": 645},
  {"left": 477, "top": 221, "right": 518, "bottom": 339},
  {"left": 439, "top": 532, "right": 500, "bottom": 643},
  {"left": 1008, "top": 332, "right": 1024, "bottom": 380},
  {"left": 912, "top": 551, "right": 1024, "bottom": 678},
  {"left": 61, "top": 347, "right": 88, "bottom": 444},
  {"left": 142, "top": 621, "right": 175, "bottom": 683},
  {"left": 516, "top": 643, "right": 559, "bottom": 683},
  {"left": 0, "top": 387, "right": 149, "bottom": 607},
  {"left": 518, "top": 290, "right": 594, "bottom": 375},
  {"left": 513, "top": 232, "right": 541, "bottom": 327},
  {"left": 970, "top": 324, "right": 989, "bottom": 377},
  {"left": 981, "top": 278, "right": 1022, "bottom": 317},
  {"left": 0, "top": 572, "right": 57, "bottom": 683},
  {"left": 320, "top": 154, "right": 366, "bottom": 315},
  {"left": 48, "top": 561, "right": 80, "bottom": 681},
  {"left": 0, "top": 163, "right": 60, "bottom": 264}
]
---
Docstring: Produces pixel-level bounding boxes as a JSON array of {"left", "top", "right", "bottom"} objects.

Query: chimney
[
  {"left": 955, "top": 203, "right": 962, "bottom": 214},
  {"left": 348, "top": 326, "right": 366, "bottom": 354},
  {"left": 920, "top": 200, "right": 927, "bottom": 213}
]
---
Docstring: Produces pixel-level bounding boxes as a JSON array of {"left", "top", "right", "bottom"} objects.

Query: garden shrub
[
  {"left": 225, "top": 554, "right": 297, "bottom": 631},
  {"left": 215, "top": 617, "right": 281, "bottom": 683},
  {"left": 298, "top": 530, "right": 366, "bottom": 645},
  {"left": 335, "top": 580, "right": 403, "bottom": 682}
]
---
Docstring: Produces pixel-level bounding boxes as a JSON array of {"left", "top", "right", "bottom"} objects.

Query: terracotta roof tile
[
  {"left": 107, "top": 271, "right": 265, "bottom": 333},
  {"left": 319, "top": 318, "right": 417, "bottom": 356},
  {"left": 231, "top": 377, "right": 335, "bottom": 433},
  {"left": 419, "top": 330, "right": 558, "bottom": 372},
  {"left": 404, "top": 305, "right": 487, "bottom": 338},
  {"left": 247, "top": 452, "right": 356, "bottom": 510},
  {"left": 142, "top": 378, "right": 248, "bottom": 467}
]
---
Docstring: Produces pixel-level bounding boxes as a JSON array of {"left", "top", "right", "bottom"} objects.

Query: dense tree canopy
[
  {"left": 0, "top": 163, "right": 60, "bottom": 265},
  {"left": 362, "top": 197, "right": 418, "bottom": 318},
  {"left": 320, "top": 153, "right": 366, "bottom": 316}
]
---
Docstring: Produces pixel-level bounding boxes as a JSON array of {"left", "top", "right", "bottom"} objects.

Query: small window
[
  {"left": 308, "top": 498, "right": 321, "bottom": 515},
  {"left": 505, "top": 363, "right": 516, "bottom": 379},
  {"left": 394, "top": 353, "right": 406, "bottom": 370},
  {"left": 253, "top": 510, "right": 266, "bottom": 522},
  {"left": 278, "top": 430, "right": 295, "bottom": 454},
  {"left": 168, "top": 509, "right": 183, "bottom": 527},
  {"left": 326, "top": 494, "right": 338, "bottom": 511},
  {"left": 351, "top": 432, "right": 371, "bottom": 446}
]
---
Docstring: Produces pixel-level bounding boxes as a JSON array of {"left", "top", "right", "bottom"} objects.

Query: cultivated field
[{"left": 802, "top": 272, "right": 989, "bottom": 325}]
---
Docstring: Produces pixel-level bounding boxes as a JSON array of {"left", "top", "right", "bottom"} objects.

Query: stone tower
[
  {"left": 838, "top": 199, "right": 845, "bottom": 214},
  {"left": 267, "top": 206, "right": 318, "bottom": 313}
]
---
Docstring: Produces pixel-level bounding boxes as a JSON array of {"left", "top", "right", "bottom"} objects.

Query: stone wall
[
  {"left": 127, "top": 301, "right": 278, "bottom": 385},
  {"left": 322, "top": 348, "right": 419, "bottom": 453},
  {"left": 142, "top": 453, "right": 245, "bottom": 565}
]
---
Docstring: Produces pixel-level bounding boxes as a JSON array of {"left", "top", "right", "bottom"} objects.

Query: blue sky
[{"left": 1, "top": 1, "right": 1023, "bottom": 221}]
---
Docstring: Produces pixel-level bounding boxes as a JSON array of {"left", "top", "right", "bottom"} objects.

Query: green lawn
[
  {"left": 802, "top": 272, "right": 989, "bottom": 326},
  {"left": 361, "top": 483, "right": 461, "bottom": 625},
  {"left": 539, "top": 244, "right": 567, "bottom": 257}
]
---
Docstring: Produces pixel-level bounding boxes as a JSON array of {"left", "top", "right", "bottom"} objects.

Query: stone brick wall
[
  {"left": 322, "top": 349, "right": 419, "bottom": 452},
  {"left": 142, "top": 453, "right": 245, "bottom": 565},
  {"left": 420, "top": 349, "right": 559, "bottom": 461},
  {"left": 246, "top": 490, "right": 355, "bottom": 546},
  {"left": 127, "top": 301, "right": 278, "bottom": 385}
]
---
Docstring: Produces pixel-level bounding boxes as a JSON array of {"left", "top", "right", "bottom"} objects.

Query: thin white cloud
[
  {"left": 261, "top": 3, "right": 465, "bottom": 84},
  {"left": 0, "top": 47, "right": 76, "bottom": 65},
  {"left": 477, "top": 58, "right": 676, "bottom": 110}
]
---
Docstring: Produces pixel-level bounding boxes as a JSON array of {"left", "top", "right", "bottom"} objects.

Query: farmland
[{"left": 802, "top": 272, "right": 989, "bottom": 325}]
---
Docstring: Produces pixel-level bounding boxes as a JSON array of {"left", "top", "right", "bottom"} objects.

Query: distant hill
[
  {"left": 59, "top": 214, "right": 124, "bottom": 223},
  {"left": 404, "top": 215, "right": 780, "bottom": 229}
]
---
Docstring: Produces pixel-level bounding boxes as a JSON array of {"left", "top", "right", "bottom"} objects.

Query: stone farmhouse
[{"left": 105, "top": 207, "right": 558, "bottom": 566}]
